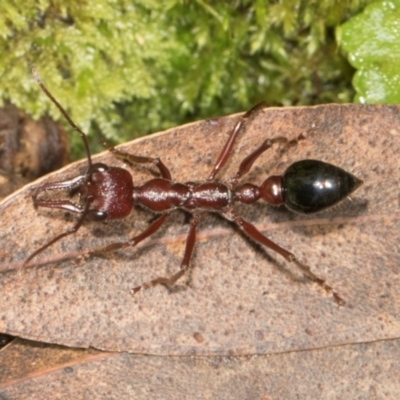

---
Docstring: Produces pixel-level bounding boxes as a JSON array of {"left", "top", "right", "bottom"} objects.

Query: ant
[{"left": 25, "top": 69, "right": 363, "bottom": 306}]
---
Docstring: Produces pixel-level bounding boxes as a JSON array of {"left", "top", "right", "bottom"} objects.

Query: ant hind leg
[
  {"left": 229, "top": 132, "right": 309, "bottom": 185},
  {"left": 227, "top": 211, "right": 345, "bottom": 306},
  {"left": 207, "top": 102, "right": 267, "bottom": 181}
]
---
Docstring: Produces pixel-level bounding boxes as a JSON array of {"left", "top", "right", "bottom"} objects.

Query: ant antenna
[{"left": 32, "top": 67, "right": 93, "bottom": 174}]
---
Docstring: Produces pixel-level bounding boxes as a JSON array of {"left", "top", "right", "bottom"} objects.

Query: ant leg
[
  {"left": 229, "top": 136, "right": 288, "bottom": 184},
  {"left": 229, "top": 132, "right": 308, "bottom": 184},
  {"left": 80, "top": 214, "right": 168, "bottom": 259},
  {"left": 101, "top": 141, "right": 171, "bottom": 180},
  {"left": 23, "top": 201, "right": 90, "bottom": 268},
  {"left": 228, "top": 212, "right": 345, "bottom": 306},
  {"left": 131, "top": 215, "right": 199, "bottom": 294},
  {"left": 207, "top": 102, "right": 267, "bottom": 181}
]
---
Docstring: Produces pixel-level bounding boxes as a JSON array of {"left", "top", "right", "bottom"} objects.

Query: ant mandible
[{"left": 25, "top": 69, "right": 363, "bottom": 306}]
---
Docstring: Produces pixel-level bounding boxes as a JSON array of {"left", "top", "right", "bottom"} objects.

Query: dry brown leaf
[
  {"left": 1, "top": 337, "right": 400, "bottom": 398},
  {"left": 0, "top": 104, "right": 399, "bottom": 358}
]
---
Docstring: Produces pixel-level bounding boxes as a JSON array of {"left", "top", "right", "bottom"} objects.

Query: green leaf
[{"left": 337, "top": 0, "right": 400, "bottom": 103}]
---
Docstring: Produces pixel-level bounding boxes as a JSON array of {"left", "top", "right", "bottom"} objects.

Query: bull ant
[{"left": 24, "top": 69, "right": 363, "bottom": 305}]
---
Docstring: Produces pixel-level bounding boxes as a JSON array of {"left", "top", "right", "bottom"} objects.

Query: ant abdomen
[
  {"left": 281, "top": 160, "right": 363, "bottom": 214},
  {"left": 258, "top": 160, "right": 362, "bottom": 214}
]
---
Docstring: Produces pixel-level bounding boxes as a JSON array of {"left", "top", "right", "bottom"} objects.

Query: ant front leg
[
  {"left": 101, "top": 141, "right": 172, "bottom": 180},
  {"left": 23, "top": 201, "right": 91, "bottom": 268},
  {"left": 131, "top": 215, "right": 199, "bottom": 294},
  {"left": 78, "top": 214, "right": 169, "bottom": 260},
  {"left": 226, "top": 211, "right": 345, "bottom": 306}
]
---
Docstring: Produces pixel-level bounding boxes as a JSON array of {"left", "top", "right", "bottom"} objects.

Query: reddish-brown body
[
  {"left": 87, "top": 166, "right": 282, "bottom": 216},
  {"left": 134, "top": 179, "right": 232, "bottom": 212},
  {"left": 27, "top": 70, "right": 362, "bottom": 304}
]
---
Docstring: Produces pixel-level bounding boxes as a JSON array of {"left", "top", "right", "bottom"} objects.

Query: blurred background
[{"left": 0, "top": 0, "right": 399, "bottom": 193}]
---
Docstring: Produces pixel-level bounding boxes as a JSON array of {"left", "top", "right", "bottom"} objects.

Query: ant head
[
  {"left": 87, "top": 163, "right": 134, "bottom": 220},
  {"left": 32, "top": 162, "right": 134, "bottom": 221}
]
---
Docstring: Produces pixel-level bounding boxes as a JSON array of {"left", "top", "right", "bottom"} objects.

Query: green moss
[{"left": 0, "top": 0, "right": 374, "bottom": 157}]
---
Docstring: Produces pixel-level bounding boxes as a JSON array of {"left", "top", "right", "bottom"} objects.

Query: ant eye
[
  {"left": 89, "top": 210, "right": 107, "bottom": 221},
  {"left": 91, "top": 163, "right": 108, "bottom": 172}
]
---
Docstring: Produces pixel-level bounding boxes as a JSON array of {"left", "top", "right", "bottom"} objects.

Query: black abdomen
[{"left": 282, "top": 160, "right": 362, "bottom": 214}]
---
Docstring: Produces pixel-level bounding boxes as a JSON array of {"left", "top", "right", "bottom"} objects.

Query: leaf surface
[{"left": 0, "top": 104, "right": 399, "bottom": 356}]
